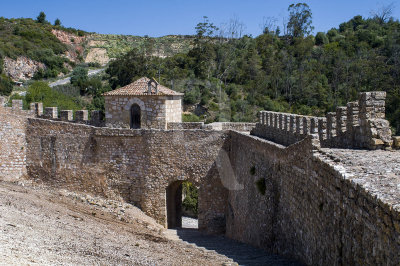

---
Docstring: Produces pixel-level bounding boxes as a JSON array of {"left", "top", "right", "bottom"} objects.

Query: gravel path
[{"left": 182, "top": 216, "right": 198, "bottom": 229}]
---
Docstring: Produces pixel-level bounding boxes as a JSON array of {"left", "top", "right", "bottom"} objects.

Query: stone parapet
[{"left": 252, "top": 91, "right": 393, "bottom": 149}]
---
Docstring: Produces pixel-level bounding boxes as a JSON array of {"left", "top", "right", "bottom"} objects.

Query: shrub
[
  {"left": 25, "top": 81, "right": 85, "bottom": 111},
  {"left": 182, "top": 182, "right": 198, "bottom": 217},
  {"left": 0, "top": 74, "right": 13, "bottom": 96},
  {"left": 70, "top": 67, "right": 88, "bottom": 94},
  {"left": 182, "top": 113, "right": 201, "bottom": 122},
  {"left": 315, "top": 32, "right": 329, "bottom": 45}
]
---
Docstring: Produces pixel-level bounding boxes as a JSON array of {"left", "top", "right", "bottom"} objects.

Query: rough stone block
[
  {"left": 44, "top": 107, "right": 58, "bottom": 119},
  {"left": 75, "top": 110, "right": 89, "bottom": 122},
  {"left": 33, "top": 102, "right": 43, "bottom": 117},
  {"left": 392, "top": 136, "right": 400, "bottom": 149},
  {"left": 12, "top": 100, "right": 23, "bottom": 110},
  {"left": 0, "top": 97, "right": 6, "bottom": 106},
  {"left": 60, "top": 110, "right": 73, "bottom": 121}
]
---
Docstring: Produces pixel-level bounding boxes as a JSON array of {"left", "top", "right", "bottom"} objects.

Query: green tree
[
  {"left": 315, "top": 32, "right": 328, "bottom": 45},
  {"left": 106, "top": 48, "right": 148, "bottom": 89},
  {"left": 0, "top": 74, "right": 13, "bottom": 96},
  {"left": 25, "top": 81, "right": 84, "bottom": 111},
  {"left": 36, "top": 11, "right": 47, "bottom": 24},
  {"left": 70, "top": 67, "right": 88, "bottom": 94},
  {"left": 195, "top": 16, "right": 219, "bottom": 40},
  {"left": 287, "top": 3, "right": 314, "bottom": 38},
  {"left": 54, "top": 18, "right": 61, "bottom": 26}
]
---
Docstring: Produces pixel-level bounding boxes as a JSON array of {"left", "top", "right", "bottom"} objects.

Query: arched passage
[
  {"left": 166, "top": 181, "right": 183, "bottom": 229},
  {"left": 166, "top": 180, "right": 199, "bottom": 229},
  {"left": 130, "top": 104, "right": 141, "bottom": 129}
]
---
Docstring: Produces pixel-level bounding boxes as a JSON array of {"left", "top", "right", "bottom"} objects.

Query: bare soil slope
[{"left": 0, "top": 180, "right": 234, "bottom": 265}]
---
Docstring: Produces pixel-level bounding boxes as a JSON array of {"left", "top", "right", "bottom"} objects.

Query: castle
[{"left": 0, "top": 78, "right": 399, "bottom": 265}]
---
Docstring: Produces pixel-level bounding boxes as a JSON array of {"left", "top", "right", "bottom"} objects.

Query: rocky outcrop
[
  {"left": 84, "top": 48, "right": 109, "bottom": 65},
  {"left": 3, "top": 57, "right": 45, "bottom": 81},
  {"left": 51, "top": 29, "right": 85, "bottom": 45},
  {"left": 51, "top": 29, "right": 85, "bottom": 63}
]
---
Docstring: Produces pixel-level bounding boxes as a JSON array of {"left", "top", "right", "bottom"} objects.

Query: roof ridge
[{"left": 103, "top": 76, "right": 183, "bottom": 96}]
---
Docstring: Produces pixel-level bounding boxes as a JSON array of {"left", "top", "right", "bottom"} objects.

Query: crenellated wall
[
  {"left": 1, "top": 93, "right": 400, "bottom": 265},
  {"left": 226, "top": 132, "right": 400, "bottom": 265},
  {"left": 253, "top": 91, "right": 396, "bottom": 149}
]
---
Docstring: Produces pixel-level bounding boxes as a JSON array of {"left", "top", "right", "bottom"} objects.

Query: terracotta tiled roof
[{"left": 103, "top": 77, "right": 183, "bottom": 96}]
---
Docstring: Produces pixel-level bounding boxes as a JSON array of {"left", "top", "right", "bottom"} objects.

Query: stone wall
[
  {"left": 226, "top": 131, "right": 400, "bottom": 265},
  {"left": 167, "top": 122, "right": 205, "bottom": 129},
  {"left": 167, "top": 122, "right": 256, "bottom": 132},
  {"left": 0, "top": 99, "right": 34, "bottom": 180},
  {"left": 104, "top": 95, "right": 182, "bottom": 129},
  {"left": 1, "top": 93, "right": 400, "bottom": 264},
  {"left": 165, "top": 96, "right": 182, "bottom": 123},
  {"left": 253, "top": 91, "right": 395, "bottom": 149},
  {"left": 204, "top": 122, "right": 256, "bottom": 132},
  {"left": 25, "top": 118, "right": 228, "bottom": 232}
]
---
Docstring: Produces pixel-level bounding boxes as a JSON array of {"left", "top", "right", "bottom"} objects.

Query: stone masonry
[
  {"left": 253, "top": 91, "right": 395, "bottom": 149},
  {"left": 0, "top": 91, "right": 400, "bottom": 265},
  {"left": 103, "top": 77, "right": 183, "bottom": 129}
]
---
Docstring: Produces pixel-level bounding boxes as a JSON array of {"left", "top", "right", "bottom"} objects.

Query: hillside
[
  {"left": 0, "top": 16, "right": 194, "bottom": 85},
  {"left": 84, "top": 34, "right": 194, "bottom": 64}
]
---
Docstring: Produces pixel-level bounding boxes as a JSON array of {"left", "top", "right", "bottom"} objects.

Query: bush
[
  {"left": 25, "top": 81, "right": 85, "bottom": 111},
  {"left": 182, "top": 113, "right": 201, "bottom": 122},
  {"left": 70, "top": 67, "right": 88, "bottom": 94},
  {"left": 315, "top": 32, "right": 329, "bottom": 45},
  {"left": 182, "top": 182, "right": 198, "bottom": 218},
  {"left": 0, "top": 74, "right": 13, "bottom": 96}
]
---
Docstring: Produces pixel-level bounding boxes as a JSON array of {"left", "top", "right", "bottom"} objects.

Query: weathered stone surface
[
  {"left": 104, "top": 95, "right": 182, "bottom": 129},
  {"left": 3, "top": 56, "right": 45, "bottom": 81},
  {"left": 393, "top": 136, "right": 400, "bottom": 148},
  {"left": 252, "top": 91, "right": 393, "bottom": 149},
  {"left": 1, "top": 91, "right": 400, "bottom": 265}
]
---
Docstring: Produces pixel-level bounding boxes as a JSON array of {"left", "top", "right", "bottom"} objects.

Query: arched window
[{"left": 130, "top": 104, "right": 141, "bottom": 129}]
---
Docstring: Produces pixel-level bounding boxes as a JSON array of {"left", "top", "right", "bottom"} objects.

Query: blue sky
[{"left": 1, "top": 0, "right": 399, "bottom": 37}]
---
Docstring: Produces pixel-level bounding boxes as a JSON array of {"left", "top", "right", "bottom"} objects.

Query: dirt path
[{"left": 0, "top": 181, "right": 235, "bottom": 265}]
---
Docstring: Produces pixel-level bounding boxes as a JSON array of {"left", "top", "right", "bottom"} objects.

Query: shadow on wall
[{"left": 175, "top": 228, "right": 301, "bottom": 265}]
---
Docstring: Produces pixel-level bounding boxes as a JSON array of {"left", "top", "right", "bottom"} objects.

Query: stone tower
[{"left": 103, "top": 77, "right": 183, "bottom": 129}]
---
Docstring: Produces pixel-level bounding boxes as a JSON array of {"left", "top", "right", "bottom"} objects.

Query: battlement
[
  {"left": 252, "top": 91, "right": 397, "bottom": 150},
  {"left": 0, "top": 97, "right": 104, "bottom": 127}
]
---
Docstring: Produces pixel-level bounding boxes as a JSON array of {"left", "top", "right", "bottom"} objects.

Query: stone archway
[{"left": 166, "top": 181, "right": 183, "bottom": 229}]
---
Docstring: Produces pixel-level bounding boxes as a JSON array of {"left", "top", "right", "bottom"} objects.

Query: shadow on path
[{"left": 174, "top": 228, "right": 302, "bottom": 266}]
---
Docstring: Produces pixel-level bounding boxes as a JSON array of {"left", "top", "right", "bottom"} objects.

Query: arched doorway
[
  {"left": 166, "top": 181, "right": 198, "bottom": 229},
  {"left": 130, "top": 104, "right": 141, "bottom": 129}
]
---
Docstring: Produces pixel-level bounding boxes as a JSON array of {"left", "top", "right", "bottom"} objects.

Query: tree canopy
[
  {"left": 36, "top": 11, "right": 47, "bottom": 24},
  {"left": 105, "top": 8, "right": 400, "bottom": 133}
]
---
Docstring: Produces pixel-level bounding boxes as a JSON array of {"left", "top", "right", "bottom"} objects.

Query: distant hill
[
  {"left": 0, "top": 16, "right": 195, "bottom": 82},
  {"left": 84, "top": 34, "right": 195, "bottom": 65}
]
